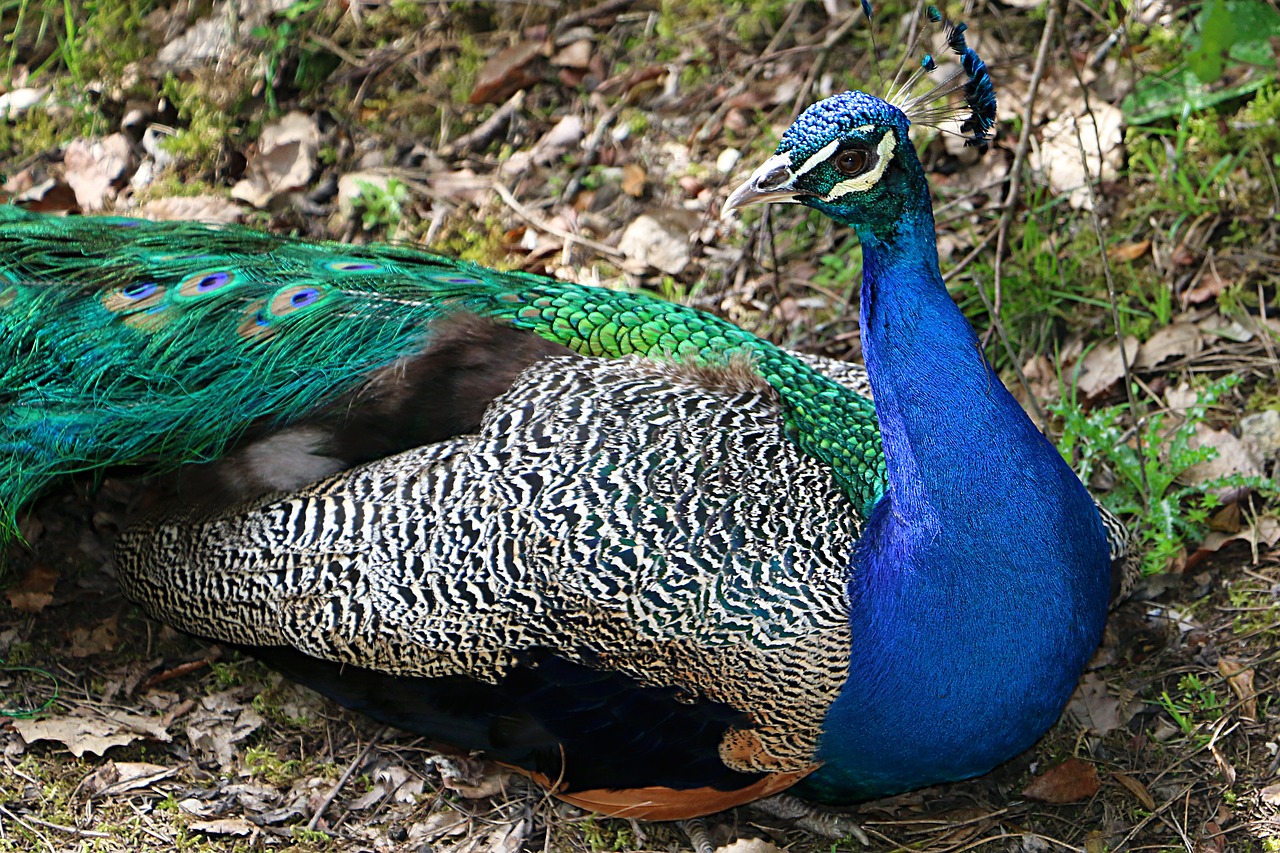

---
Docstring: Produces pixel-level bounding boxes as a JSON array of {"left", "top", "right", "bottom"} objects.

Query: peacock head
[
  {"left": 722, "top": 92, "right": 922, "bottom": 239},
  {"left": 722, "top": 14, "right": 995, "bottom": 243}
]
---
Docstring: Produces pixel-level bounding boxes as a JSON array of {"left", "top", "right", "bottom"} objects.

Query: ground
[{"left": 2, "top": 0, "right": 1279, "bottom": 851}]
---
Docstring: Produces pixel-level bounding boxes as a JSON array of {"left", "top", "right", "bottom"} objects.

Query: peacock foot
[{"left": 747, "top": 793, "right": 869, "bottom": 845}]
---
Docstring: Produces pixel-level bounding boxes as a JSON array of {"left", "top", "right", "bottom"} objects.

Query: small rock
[
  {"left": 716, "top": 147, "right": 741, "bottom": 174},
  {"left": 1239, "top": 410, "right": 1280, "bottom": 460},
  {"left": 618, "top": 210, "right": 700, "bottom": 275}
]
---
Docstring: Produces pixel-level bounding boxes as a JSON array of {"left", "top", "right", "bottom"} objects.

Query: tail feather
[{"left": 0, "top": 208, "right": 885, "bottom": 540}]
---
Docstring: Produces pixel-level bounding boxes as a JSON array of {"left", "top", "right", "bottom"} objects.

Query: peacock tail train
[{"left": 0, "top": 204, "right": 884, "bottom": 543}]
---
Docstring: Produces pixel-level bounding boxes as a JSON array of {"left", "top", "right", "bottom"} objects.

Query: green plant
[
  {"left": 352, "top": 178, "right": 409, "bottom": 233},
  {"left": 1054, "top": 375, "right": 1273, "bottom": 574},
  {"left": 1156, "top": 672, "right": 1223, "bottom": 739}
]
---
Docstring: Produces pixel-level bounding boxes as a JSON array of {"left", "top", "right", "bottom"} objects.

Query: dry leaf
[
  {"left": 64, "top": 134, "right": 134, "bottom": 211},
  {"left": 83, "top": 761, "right": 177, "bottom": 797},
  {"left": 1261, "top": 782, "right": 1280, "bottom": 805},
  {"left": 1217, "top": 658, "right": 1257, "bottom": 720},
  {"left": 1075, "top": 336, "right": 1139, "bottom": 400},
  {"left": 69, "top": 614, "right": 120, "bottom": 657},
  {"left": 1107, "top": 240, "right": 1151, "bottom": 262},
  {"left": 14, "top": 710, "right": 171, "bottom": 757},
  {"left": 1239, "top": 410, "right": 1280, "bottom": 460},
  {"left": 471, "top": 39, "right": 544, "bottom": 104},
  {"left": 1134, "top": 323, "right": 1202, "bottom": 369},
  {"left": 1031, "top": 104, "right": 1124, "bottom": 209},
  {"left": 185, "top": 690, "right": 265, "bottom": 769},
  {"left": 551, "top": 39, "right": 592, "bottom": 69},
  {"left": 1182, "top": 263, "right": 1229, "bottom": 305},
  {"left": 427, "top": 755, "right": 510, "bottom": 799},
  {"left": 1184, "top": 424, "right": 1263, "bottom": 493},
  {"left": 231, "top": 111, "right": 321, "bottom": 208},
  {"left": 621, "top": 163, "right": 646, "bottom": 197},
  {"left": 1210, "top": 743, "right": 1236, "bottom": 786},
  {"left": 0, "top": 87, "right": 49, "bottom": 118},
  {"left": 1113, "top": 772, "right": 1156, "bottom": 810},
  {"left": 6, "top": 563, "right": 59, "bottom": 613},
  {"left": 190, "top": 818, "right": 256, "bottom": 836},
  {"left": 1067, "top": 672, "right": 1138, "bottom": 736},
  {"left": 1022, "top": 758, "right": 1101, "bottom": 803}
]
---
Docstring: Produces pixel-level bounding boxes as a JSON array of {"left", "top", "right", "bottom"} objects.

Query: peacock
[{"left": 1, "top": 16, "right": 1132, "bottom": 825}]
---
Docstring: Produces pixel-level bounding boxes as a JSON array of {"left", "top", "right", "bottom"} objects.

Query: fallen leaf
[
  {"left": 68, "top": 614, "right": 120, "bottom": 657},
  {"left": 231, "top": 111, "right": 321, "bottom": 208},
  {"left": 1184, "top": 424, "right": 1263, "bottom": 493},
  {"left": 6, "top": 563, "right": 59, "bottom": 613},
  {"left": 1239, "top": 410, "right": 1280, "bottom": 460},
  {"left": 1067, "top": 672, "right": 1138, "bottom": 736},
  {"left": 621, "top": 162, "right": 646, "bottom": 197},
  {"left": 1075, "top": 336, "right": 1139, "bottom": 400},
  {"left": 1030, "top": 104, "right": 1124, "bottom": 209},
  {"left": 471, "top": 39, "right": 545, "bottom": 104},
  {"left": 63, "top": 134, "right": 134, "bottom": 211},
  {"left": 0, "top": 87, "right": 50, "bottom": 118},
  {"left": 1210, "top": 743, "right": 1236, "bottom": 786},
  {"left": 190, "top": 818, "right": 256, "bottom": 836},
  {"left": 1199, "top": 820, "right": 1226, "bottom": 853},
  {"left": 83, "top": 761, "right": 177, "bottom": 797},
  {"left": 1107, "top": 239, "right": 1151, "bottom": 261},
  {"left": 551, "top": 39, "right": 592, "bottom": 69},
  {"left": 185, "top": 690, "right": 265, "bottom": 769},
  {"left": 1022, "top": 758, "right": 1101, "bottom": 803},
  {"left": 1134, "top": 322, "right": 1202, "bottom": 369},
  {"left": 1112, "top": 772, "right": 1156, "bottom": 809},
  {"left": 1217, "top": 658, "right": 1257, "bottom": 719},
  {"left": 1181, "top": 263, "right": 1229, "bottom": 305},
  {"left": 426, "top": 755, "right": 510, "bottom": 799},
  {"left": 14, "top": 710, "right": 171, "bottom": 757},
  {"left": 1261, "top": 782, "right": 1280, "bottom": 805}
]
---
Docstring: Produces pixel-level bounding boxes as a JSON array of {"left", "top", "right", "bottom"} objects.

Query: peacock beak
[{"left": 721, "top": 153, "right": 807, "bottom": 218}]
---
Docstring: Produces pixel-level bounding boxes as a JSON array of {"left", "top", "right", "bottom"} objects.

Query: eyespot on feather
[
  {"left": 267, "top": 284, "right": 327, "bottom": 317},
  {"left": 236, "top": 299, "right": 275, "bottom": 341},
  {"left": 175, "top": 270, "right": 237, "bottom": 299},
  {"left": 325, "top": 260, "right": 381, "bottom": 272},
  {"left": 102, "top": 281, "right": 164, "bottom": 313},
  {"left": 430, "top": 273, "right": 483, "bottom": 285}
]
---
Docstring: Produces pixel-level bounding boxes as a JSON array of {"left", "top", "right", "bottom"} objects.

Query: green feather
[{"left": 0, "top": 206, "right": 885, "bottom": 541}]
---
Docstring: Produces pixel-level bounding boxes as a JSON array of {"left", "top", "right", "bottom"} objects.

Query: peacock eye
[{"left": 833, "top": 148, "right": 871, "bottom": 176}]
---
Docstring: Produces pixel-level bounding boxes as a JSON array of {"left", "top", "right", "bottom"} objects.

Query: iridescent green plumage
[{"left": 0, "top": 205, "right": 884, "bottom": 540}]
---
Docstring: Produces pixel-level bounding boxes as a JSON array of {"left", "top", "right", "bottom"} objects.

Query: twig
[
  {"left": 972, "top": 274, "right": 1047, "bottom": 427},
  {"left": 138, "top": 655, "right": 218, "bottom": 692},
  {"left": 696, "top": 0, "right": 808, "bottom": 144},
  {"left": 307, "top": 727, "right": 386, "bottom": 832},
  {"left": 562, "top": 104, "right": 621, "bottom": 200},
  {"left": 490, "top": 180, "right": 624, "bottom": 259},
  {"left": 1068, "top": 64, "right": 1151, "bottom": 506},
  {"left": 552, "top": 0, "right": 636, "bottom": 36},
  {"left": 990, "top": 0, "right": 1059, "bottom": 325},
  {"left": 441, "top": 90, "right": 526, "bottom": 159},
  {"left": 789, "top": 11, "right": 864, "bottom": 119}
]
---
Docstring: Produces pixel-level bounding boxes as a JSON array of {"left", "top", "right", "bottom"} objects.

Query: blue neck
[{"left": 800, "top": 188, "right": 1111, "bottom": 802}]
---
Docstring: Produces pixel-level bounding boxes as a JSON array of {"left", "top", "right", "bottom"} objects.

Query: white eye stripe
[
  {"left": 794, "top": 139, "right": 839, "bottom": 177},
  {"left": 824, "top": 132, "right": 897, "bottom": 199}
]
